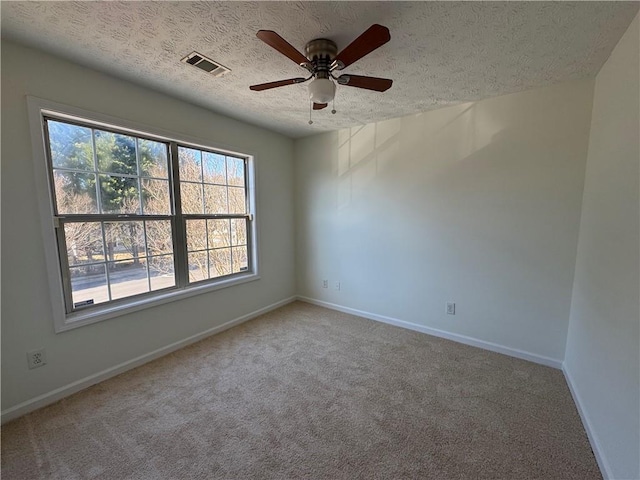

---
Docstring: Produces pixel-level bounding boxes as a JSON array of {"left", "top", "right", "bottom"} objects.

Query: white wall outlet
[
  {"left": 446, "top": 302, "right": 455, "bottom": 315},
  {"left": 27, "top": 349, "right": 47, "bottom": 369},
  {"left": 334, "top": 281, "right": 341, "bottom": 291},
  {"left": 322, "top": 279, "right": 328, "bottom": 288}
]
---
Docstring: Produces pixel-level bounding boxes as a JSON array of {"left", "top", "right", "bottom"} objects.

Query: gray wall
[
  {"left": 1, "top": 40, "right": 296, "bottom": 411},
  {"left": 564, "top": 14, "right": 639, "bottom": 480},
  {"left": 294, "top": 79, "right": 594, "bottom": 363}
]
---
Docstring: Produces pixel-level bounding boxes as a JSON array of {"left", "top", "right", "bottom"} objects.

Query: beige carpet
[{"left": 2, "top": 301, "right": 600, "bottom": 479}]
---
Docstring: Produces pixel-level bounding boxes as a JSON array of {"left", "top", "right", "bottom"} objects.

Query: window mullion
[
  {"left": 100, "top": 220, "right": 113, "bottom": 301},
  {"left": 170, "top": 142, "right": 188, "bottom": 288},
  {"left": 245, "top": 216, "right": 252, "bottom": 276},
  {"left": 57, "top": 214, "right": 172, "bottom": 222},
  {"left": 143, "top": 220, "right": 151, "bottom": 292},
  {"left": 91, "top": 128, "right": 103, "bottom": 214},
  {"left": 55, "top": 224, "right": 75, "bottom": 313},
  {"left": 200, "top": 153, "right": 210, "bottom": 280},
  {"left": 243, "top": 158, "right": 251, "bottom": 274},
  {"left": 135, "top": 138, "right": 144, "bottom": 215},
  {"left": 182, "top": 213, "right": 250, "bottom": 220},
  {"left": 243, "top": 158, "right": 249, "bottom": 214}
]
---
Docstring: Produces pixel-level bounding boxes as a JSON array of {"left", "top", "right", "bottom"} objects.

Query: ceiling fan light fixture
[{"left": 308, "top": 77, "right": 335, "bottom": 104}]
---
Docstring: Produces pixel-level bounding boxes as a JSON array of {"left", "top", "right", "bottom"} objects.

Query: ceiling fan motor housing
[{"left": 305, "top": 38, "right": 337, "bottom": 79}]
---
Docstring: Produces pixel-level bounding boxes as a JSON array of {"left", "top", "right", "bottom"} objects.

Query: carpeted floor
[{"left": 2, "top": 301, "right": 600, "bottom": 479}]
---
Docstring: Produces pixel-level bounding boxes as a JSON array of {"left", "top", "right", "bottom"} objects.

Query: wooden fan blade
[
  {"left": 333, "top": 24, "right": 390, "bottom": 70},
  {"left": 313, "top": 103, "right": 328, "bottom": 110},
  {"left": 256, "top": 30, "right": 310, "bottom": 66},
  {"left": 250, "top": 78, "right": 307, "bottom": 91},
  {"left": 337, "top": 74, "right": 393, "bottom": 92}
]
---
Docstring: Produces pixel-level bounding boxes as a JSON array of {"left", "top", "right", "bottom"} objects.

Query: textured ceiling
[{"left": 1, "top": 1, "right": 638, "bottom": 138}]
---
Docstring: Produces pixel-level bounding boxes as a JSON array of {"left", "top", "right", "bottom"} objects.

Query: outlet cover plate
[
  {"left": 446, "top": 302, "right": 455, "bottom": 315},
  {"left": 27, "top": 349, "right": 47, "bottom": 369}
]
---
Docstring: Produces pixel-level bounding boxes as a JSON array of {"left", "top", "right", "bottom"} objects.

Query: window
[
  {"left": 30, "top": 99, "right": 257, "bottom": 331},
  {"left": 178, "top": 146, "right": 250, "bottom": 283}
]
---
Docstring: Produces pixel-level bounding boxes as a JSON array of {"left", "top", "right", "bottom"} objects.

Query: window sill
[{"left": 56, "top": 273, "right": 260, "bottom": 333}]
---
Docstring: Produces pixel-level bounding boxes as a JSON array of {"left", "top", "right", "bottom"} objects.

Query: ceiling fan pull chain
[
  {"left": 331, "top": 97, "right": 336, "bottom": 115},
  {"left": 308, "top": 102, "right": 314, "bottom": 125}
]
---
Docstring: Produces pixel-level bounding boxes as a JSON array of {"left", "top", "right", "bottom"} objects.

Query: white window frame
[{"left": 27, "top": 97, "right": 260, "bottom": 333}]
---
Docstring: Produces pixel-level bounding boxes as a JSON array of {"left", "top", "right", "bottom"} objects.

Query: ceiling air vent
[{"left": 181, "top": 52, "right": 230, "bottom": 77}]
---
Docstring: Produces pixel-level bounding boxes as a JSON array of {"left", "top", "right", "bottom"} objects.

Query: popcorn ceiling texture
[{"left": 2, "top": 1, "right": 638, "bottom": 138}]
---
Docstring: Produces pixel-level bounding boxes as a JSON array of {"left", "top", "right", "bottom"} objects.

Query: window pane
[
  {"left": 180, "top": 182, "right": 204, "bottom": 214},
  {"left": 138, "top": 139, "right": 168, "bottom": 178},
  {"left": 186, "top": 219, "right": 207, "bottom": 251},
  {"left": 149, "top": 255, "right": 175, "bottom": 291},
  {"left": 178, "top": 147, "right": 202, "bottom": 182},
  {"left": 203, "top": 152, "right": 226, "bottom": 184},
  {"left": 145, "top": 220, "right": 173, "bottom": 256},
  {"left": 95, "top": 130, "right": 137, "bottom": 175},
  {"left": 65, "top": 222, "right": 104, "bottom": 266},
  {"left": 231, "top": 218, "right": 247, "bottom": 246},
  {"left": 142, "top": 178, "right": 171, "bottom": 214},
  {"left": 227, "top": 157, "right": 245, "bottom": 186},
  {"left": 232, "top": 246, "right": 248, "bottom": 273},
  {"left": 228, "top": 187, "right": 246, "bottom": 214},
  {"left": 70, "top": 264, "right": 109, "bottom": 307},
  {"left": 99, "top": 175, "right": 141, "bottom": 214},
  {"left": 207, "top": 219, "right": 230, "bottom": 249},
  {"left": 48, "top": 121, "right": 93, "bottom": 170},
  {"left": 188, "top": 251, "right": 208, "bottom": 282},
  {"left": 53, "top": 171, "right": 98, "bottom": 214},
  {"left": 210, "top": 248, "right": 231, "bottom": 278},
  {"left": 108, "top": 258, "right": 150, "bottom": 300},
  {"left": 104, "top": 222, "right": 144, "bottom": 261},
  {"left": 204, "top": 184, "right": 228, "bottom": 214}
]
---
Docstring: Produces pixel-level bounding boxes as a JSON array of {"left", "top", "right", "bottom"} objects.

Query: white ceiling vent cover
[{"left": 181, "top": 52, "right": 230, "bottom": 77}]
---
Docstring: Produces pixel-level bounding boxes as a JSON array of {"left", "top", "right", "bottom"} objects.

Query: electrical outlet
[
  {"left": 322, "top": 279, "right": 328, "bottom": 288},
  {"left": 334, "top": 281, "right": 341, "bottom": 291},
  {"left": 27, "top": 349, "right": 47, "bottom": 369},
  {"left": 446, "top": 302, "right": 455, "bottom": 315}
]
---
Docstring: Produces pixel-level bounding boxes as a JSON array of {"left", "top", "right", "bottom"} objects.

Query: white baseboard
[
  {"left": 562, "top": 364, "right": 612, "bottom": 480},
  {"left": 297, "top": 296, "right": 563, "bottom": 369},
  {"left": 1, "top": 296, "right": 297, "bottom": 425}
]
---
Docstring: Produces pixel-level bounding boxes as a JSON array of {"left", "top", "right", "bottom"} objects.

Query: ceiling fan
[{"left": 250, "top": 24, "right": 393, "bottom": 112}]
